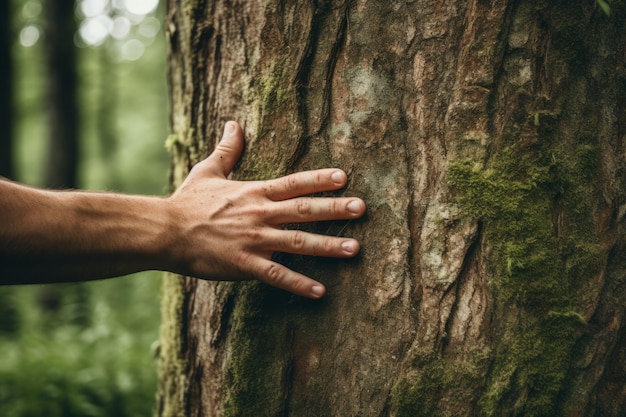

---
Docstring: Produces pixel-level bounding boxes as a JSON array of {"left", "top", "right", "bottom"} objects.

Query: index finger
[{"left": 263, "top": 169, "right": 348, "bottom": 201}]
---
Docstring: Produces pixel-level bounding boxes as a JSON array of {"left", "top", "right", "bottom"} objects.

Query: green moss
[
  {"left": 237, "top": 157, "right": 287, "bottom": 182},
  {"left": 164, "top": 134, "right": 182, "bottom": 153},
  {"left": 247, "top": 57, "right": 295, "bottom": 123},
  {"left": 392, "top": 351, "right": 489, "bottom": 417},
  {"left": 446, "top": 138, "right": 603, "bottom": 416},
  {"left": 480, "top": 312, "right": 586, "bottom": 417},
  {"left": 156, "top": 273, "right": 188, "bottom": 417},
  {"left": 528, "top": 110, "right": 559, "bottom": 128},
  {"left": 222, "top": 283, "right": 291, "bottom": 417}
]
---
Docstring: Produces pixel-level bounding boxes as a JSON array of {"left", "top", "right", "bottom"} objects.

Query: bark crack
[
  {"left": 287, "top": 1, "right": 350, "bottom": 169},
  {"left": 441, "top": 222, "right": 482, "bottom": 355}
]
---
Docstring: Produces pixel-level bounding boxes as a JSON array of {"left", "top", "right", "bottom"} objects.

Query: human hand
[{"left": 165, "top": 121, "right": 366, "bottom": 298}]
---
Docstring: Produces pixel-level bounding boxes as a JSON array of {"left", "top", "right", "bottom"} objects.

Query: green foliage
[
  {"left": 595, "top": 0, "right": 626, "bottom": 16},
  {"left": 597, "top": 0, "right": 611, "bottom": 15},
  {"left": 6, "top": 1, "right": 169, "bottom": 414},
  {"left": 12, "top": 0, "right": 169, "bottom": 194},
  {"left": 0, "top": 273, "right": 161, "bottom": 417},
  {"left": 0, "top": 291, "right": 20, "bottom": 335}
]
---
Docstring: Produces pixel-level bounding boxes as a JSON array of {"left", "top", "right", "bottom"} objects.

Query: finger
[
  {"left": 263, "top": 169, "right": 348, "bottom": 201},
  {"left": 245, "top": 256, "right": 326, "bottom": 299},
  {"left": 205, "top": 121, "right": 244, "bottom": 178},
  {"left": 260, "top": 228, "right": 360, "bottom": 258},
  {"left": 266, "top": 197, "right": 366, "bottom": 224}
]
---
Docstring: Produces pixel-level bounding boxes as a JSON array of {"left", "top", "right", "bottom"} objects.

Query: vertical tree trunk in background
[
  {"left": 43, "top": 0, "right": 78, "bottom": 189},
  {"left": 0, "top": 0, "right": 13, "bottom": 179},
  {"left": 97, "top": 45, "right": 120, "bottom": 189},
  {"left": 157, "top": 1, "right": 626, "bottom": 416},
  {"left": 39, "top": 0, "right": 88, "bottom": 323}
]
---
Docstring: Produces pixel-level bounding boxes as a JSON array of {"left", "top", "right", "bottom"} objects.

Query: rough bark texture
[{"left": 157, "top": 1, "right": 626, "bottom": 416}]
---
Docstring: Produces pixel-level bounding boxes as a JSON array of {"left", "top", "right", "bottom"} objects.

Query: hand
[{"left": 166, "top": 121, "right": 366, "bottom": 298}]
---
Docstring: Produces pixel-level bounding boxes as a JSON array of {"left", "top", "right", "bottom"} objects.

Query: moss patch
[
  {"left": 222, "top": 283, "right": 292, "bottom": 417},
  {"left": 156, "top": 274, "right": 188, "bottom": 417},
  {"left": 392, "top": 351, "right": 490, "bottom": 417},
  {"left": 245, "top": 56, "right": 296, "bottom": 136},
  {"left": 447, "top": 138, "right": 603, "bottom": 416}
]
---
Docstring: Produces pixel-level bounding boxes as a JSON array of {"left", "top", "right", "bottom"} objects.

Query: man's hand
[
  {"left": 0, "top": 121, "right": 365, "bottom": 299},
  {"left": 166, "top": 121, "right": 366, "bottom": 298}
]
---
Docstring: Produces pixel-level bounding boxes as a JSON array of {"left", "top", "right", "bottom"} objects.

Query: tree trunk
[
  {"left": 43, "top": 0, "right": 78, "bottom": 189},
  {"left": 157, "top": 1, "right": 626, "bottom": 416},
  {"left": 0, "top": 0, "right": 13, "bottom": 179}
]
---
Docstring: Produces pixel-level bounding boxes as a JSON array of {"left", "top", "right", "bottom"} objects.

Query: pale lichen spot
[
  {"left": 406, "top": 25, "right": 416, "bottom": 44},
  {"left": 505, "top": 57, "right": 532, "bottom": 87},
  {"left": 420, "top": 198, "right": 477, "bottom": 285},
  {"left": 367, "top": 235, "right": 409, "bottom": 314},
  {"left": 347, "top": 65, "right": 391, "bottom": 114},
  {"left": 329, "top": 122, "right": 352, "bottom": 157}
]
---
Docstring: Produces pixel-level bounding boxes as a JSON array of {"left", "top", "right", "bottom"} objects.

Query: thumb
[{"left": 207, "top": 121, "right": 244, "bottom": 178}]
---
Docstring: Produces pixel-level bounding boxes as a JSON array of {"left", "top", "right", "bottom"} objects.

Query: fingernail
[
  {"left": 331, "top": 170, "right": 346, "bottom": 185},
  {"left": 342, "top": 240, "right": 358, "bottom": 254},
  {"left": 347, "top": 199, "right": 363, "bottom": 214},
  {"left": 225, "top": 122, "right": 236, "bottom": 135},
  {"left": 311, "top": 285, "right": 325, "bottom": 298}
]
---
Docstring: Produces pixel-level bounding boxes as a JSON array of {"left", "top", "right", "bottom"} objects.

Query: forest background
[{"left": 1, "top": 0, "right": 169, "bottom": 415}]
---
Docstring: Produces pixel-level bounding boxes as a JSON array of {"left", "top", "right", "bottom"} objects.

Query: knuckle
[
  {"left": 259, "top": 180, "right": 274, "bottom": 196},
  {"left": 291, "top": 231, "right": 307, "bottom": 250},
  {"left": 323, "top": 237, "right": 336, "bottom": 253},
  {"left": 286, "top": 175, "right": 299, "bottom": 192},
  {"left": 314, "top": 172, "right": 323, "bottom": 191},
  {"left": 296, "top": 199, "right": 312, "bottom": 216},
  {"left": 245, "top": 227, "right": 263, "bottom": 242},
  {"left": 289, "top": 277, "right": 307, "bottom": 293},
  {"left": 264, "top": 263, "right": 285, "bottom": 285},
  {"left": 246, "top": 201, "right": 270, "bottom": 219},
  {"left": 235, "top": 251, "right": 253, "bottom": 269}
]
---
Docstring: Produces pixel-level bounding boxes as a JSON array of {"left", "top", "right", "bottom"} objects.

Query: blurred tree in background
[
  {"left": 0, "top": 0, "right": 14, "bottom": 179},
  {"left": 0, "top": 0, "right": 19, "bottom": 339},
  {"left": 44, "top": 0, "right": 79, "bottom": 189},
  {"left": 1, "top": 0, "right": 169, "bottom": 416}
]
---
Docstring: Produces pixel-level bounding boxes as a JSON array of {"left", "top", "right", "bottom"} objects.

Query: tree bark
[
  {"left": 157, "top": 1, "right": 626, "bottom": 416},
  {"left": 43, "top": 0, "right": 79, "bottom": 189}
]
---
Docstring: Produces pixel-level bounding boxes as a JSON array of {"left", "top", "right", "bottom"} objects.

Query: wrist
[{"left": 62, "top": 191, "right": 175, "bottom": 275}]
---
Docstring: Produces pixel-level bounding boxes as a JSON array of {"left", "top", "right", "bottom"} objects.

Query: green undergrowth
[
  {"left": 0, "top": 273, "right": 161, "bottom": 417},
  {"left": 445, "top": 139, "right": 603, "bottom": 416}
]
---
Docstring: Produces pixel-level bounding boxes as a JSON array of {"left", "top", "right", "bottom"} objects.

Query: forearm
[
  {"left": 0, "top": 122, "right": 366, "bottom": 298},
  {"left": 0, "top": 179, "right": 172, "bottom": 283}
]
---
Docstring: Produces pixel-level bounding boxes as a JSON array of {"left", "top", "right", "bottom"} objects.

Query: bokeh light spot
[
  {"left": 19, "top": 25, "right": 40, "bottom": 47},
  {"left": 111, "top": 16, "right": 131, "bottom": 40},
  {"left": 79, "top": 15, "right": 113, "bottom": 46},
  {"left": 123, "top": 0, "right": 158, "bottom": 16},
  {"left": 120, "top": 39, "right": 145, "bottom": 61}
]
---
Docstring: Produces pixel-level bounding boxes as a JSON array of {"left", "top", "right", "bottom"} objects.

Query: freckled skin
[{"left": 0, "top": 121, "right": 366, "bottom": 299}]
